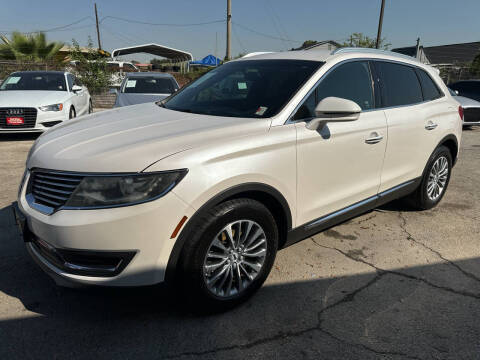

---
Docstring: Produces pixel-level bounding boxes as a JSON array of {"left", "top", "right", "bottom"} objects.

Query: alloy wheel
[
  {"left": 427, "top": 156, "right": 449, "bottom": 201},
  {"left": 203, "top": 220, "right": 267, "bottom": 298}
]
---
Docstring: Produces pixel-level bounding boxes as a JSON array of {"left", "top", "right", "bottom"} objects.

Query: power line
[
  {"left": 0, "top": 16, "right": 94, "bottom": 34},
  {"left": 232, "top": 21, "right": 300, "bottom": 43},
  {"left": 100, "top": 16, "right": 225, "bottom": 27},
  {"left": 232, "top": 24, "right": 247, "bottom": 54}
]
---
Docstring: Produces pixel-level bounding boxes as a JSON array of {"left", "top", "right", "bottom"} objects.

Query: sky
[{"left": 1, "top": 0, "right": 479, "bottom": 62}]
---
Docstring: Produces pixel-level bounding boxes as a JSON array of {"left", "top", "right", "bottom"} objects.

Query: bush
[{"left": 69, "top": 38, "right": 112, "bottom": 94}]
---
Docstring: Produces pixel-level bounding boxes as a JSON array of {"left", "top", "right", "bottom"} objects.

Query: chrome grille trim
[
  {"left": 0, "top": 107, "right": 37, "bottom": 128},
  {"left": 27, "top": 169, "right": 84, "bottom": 214}
]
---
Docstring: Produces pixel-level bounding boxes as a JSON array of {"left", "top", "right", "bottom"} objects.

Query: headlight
[
  {"left": 39, "top": 103, "right": 63, "bottom": 112},
  {"left": 64, "top": 170, "right": 187, "bottom": 208}
]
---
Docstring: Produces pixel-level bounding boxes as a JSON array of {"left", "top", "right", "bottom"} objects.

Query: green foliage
[
  {"left": 0, "top": 32, "right": 63, "bottom": 61},
  {"left": 69, "top": 38, "right": 112, "bottom": 94},
  {"left": 342, "top": 33, "right": 391, "bottom": 50},
  {"left": 300, "top": 40, "right": 318, "bottom": 49},
  {"left": 470, "top": 53, "right": 480, "bottom": 78}
]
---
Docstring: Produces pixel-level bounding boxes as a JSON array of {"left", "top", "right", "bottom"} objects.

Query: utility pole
[
  {"left": 215, "top": 32, "right": 218, "bottom": 66},
  {"left": 415, "top": 37, "right": 420, "bottom": 59},
  {"left": 94, "top": 3, "right": 102, "bottom": 50},
  {"left": 375, "top": 0, "right": 386, "bottom": 49},
  {"left": 225, "top": 0, "right": 231, "bottom": 60}
]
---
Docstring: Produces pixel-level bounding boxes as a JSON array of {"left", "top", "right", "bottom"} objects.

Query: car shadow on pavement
[
  {"left": 1, "top": 203, "right": 480, "bottom": 359},
  {"left": 0, "top": 133, "right": 40, "bottom": 142}
]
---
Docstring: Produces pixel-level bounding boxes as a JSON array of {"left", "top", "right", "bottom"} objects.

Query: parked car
[
  {"left": 0, "top": 71, "right": 92, "bottom": 132},
  {"left": 449, "top": 88, "right": 480, "bottom": 127},
  {"left": 448, "top": 80, "right": 480, "bottom": 102},
  {"left": 113, "top": 72, "right": 179, "bottom": 107},
  {"left": 16, "top": 48, "right": 462, "bottom": 310}
]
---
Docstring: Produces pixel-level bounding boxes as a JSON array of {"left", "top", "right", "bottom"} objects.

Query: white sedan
[{"left": 0, "top": 71, "right": 92, "bottom": 133}]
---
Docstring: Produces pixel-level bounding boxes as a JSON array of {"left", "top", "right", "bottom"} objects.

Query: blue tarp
[{"left": 190, "top": 54, "right": 222, "bottom": 66}]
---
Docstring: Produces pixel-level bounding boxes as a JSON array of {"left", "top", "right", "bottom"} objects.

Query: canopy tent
[
  {"left": 190, "top": 54, "right": 222, "bottom": 67},
  {"left": 111, "top": 43, "right": 193, "bottom": 73},
  {"left": 111, "top": 43, "right": 192, "bottom": 61}
]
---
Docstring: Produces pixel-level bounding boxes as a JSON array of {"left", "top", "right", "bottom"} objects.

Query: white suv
[{"left": 17, "top": 48, "right": 462, "bottom": 309}]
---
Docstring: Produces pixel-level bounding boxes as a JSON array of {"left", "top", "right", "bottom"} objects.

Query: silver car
[
  {"left": 449, "top": 88, "right": 480, "bottom": 127},
  {"left": 113, "top": 72, "right": 179, "bottom": 107}
]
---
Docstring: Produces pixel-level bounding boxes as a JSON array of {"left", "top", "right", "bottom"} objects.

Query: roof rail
[{"left": 331, "top": 47, "right": 419, "bottom": 62}]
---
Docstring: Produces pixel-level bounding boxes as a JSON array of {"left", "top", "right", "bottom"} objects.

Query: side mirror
[
  {"left": 71, "top": 85, "right": 82, "bottom": 93},
  {"left": 109, "top": 88, "right": 118, "bottom": 94},
  {"left": 306, "top": 97, "right": 361, "bottom": 131}
]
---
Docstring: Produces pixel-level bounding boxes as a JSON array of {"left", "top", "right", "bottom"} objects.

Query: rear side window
[
  {"left": 377, "top": 62, "right": 423, "bottom": 107},
  {"left": 416, "top": 69, "right": 442, "bottom": 101}
]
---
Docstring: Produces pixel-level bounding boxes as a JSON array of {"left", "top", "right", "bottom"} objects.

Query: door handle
[
  {"left": 425, "top": 122, "right": 438, "bottom": 130},
  {"left": 365, "top": 133, "right": 383, "bottom": 144}
]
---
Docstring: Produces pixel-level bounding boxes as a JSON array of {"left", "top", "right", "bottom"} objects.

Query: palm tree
[{"left": 0, "top": 32, "right": 64, "bottom": 61}]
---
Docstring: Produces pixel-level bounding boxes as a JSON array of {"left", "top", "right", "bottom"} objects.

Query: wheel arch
[
  {"left": 165, "top": 183, "right": 292, "bottom": 283},
  {"left": 437, "top": 134, "right": 459, "bottom": 166}
]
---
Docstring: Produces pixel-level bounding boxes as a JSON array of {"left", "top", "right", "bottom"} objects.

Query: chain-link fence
[{"left": 436, "top": 63, "right": 475, "bottom": 85}]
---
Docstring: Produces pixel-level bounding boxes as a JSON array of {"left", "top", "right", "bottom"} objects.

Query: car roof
[
  {"left": 11, "top": 70, "right": 66, "bottom": 75},
  {"left": 239, "top": 47, "right": 426, "bottom": 67},
  {"left": 450, "top": 80, "right": 480, "bottom": 84},
  {"left": 124, "top": 72, "right": 174, "bottom": 78}
]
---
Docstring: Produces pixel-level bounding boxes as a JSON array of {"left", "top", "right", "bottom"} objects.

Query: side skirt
[{"left": 284, "top": 178, "right": 421, "bottom": 248}]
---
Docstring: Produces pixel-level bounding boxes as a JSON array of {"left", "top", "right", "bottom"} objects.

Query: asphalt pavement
[{"left": 0, "top": 128, "right": 479, "bottom": 359}]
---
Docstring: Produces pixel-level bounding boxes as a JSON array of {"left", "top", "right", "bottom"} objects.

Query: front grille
[
  {"left": 0, "top": 107, "right": 37, "bottom": 128},
  {"left": 27, "top": 170, "right": 84, "bottom": 210},
  {"left": 464, "top": 108, "right": 480, "bottom": 123}
]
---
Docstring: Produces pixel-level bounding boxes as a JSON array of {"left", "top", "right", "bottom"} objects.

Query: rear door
[
  {"left": 294, "top": 60, "right": 388, "bottom": 225},
  {"left": 375, "top": 61, "right": 446, "bottom": 192}
]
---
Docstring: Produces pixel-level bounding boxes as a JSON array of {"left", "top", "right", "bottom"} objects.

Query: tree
[
  {"left": 342, "top": 33, "right": 391, "bottom": 50},
  {"left": 69, "top": 38, "right": 112, "bottom": 94},
  {"left": 0, "top": 32, "right": 63, "bottom": 61},
  {"left": 470, "top": 53, "right": 480, "bottom": 78}
]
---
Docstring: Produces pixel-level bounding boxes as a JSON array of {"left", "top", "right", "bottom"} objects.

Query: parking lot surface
[{"left": 0, "top": 128, "right": 479, "bottom": 359}]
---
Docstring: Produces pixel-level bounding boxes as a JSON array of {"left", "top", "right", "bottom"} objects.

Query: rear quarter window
[
  {"left": 377, "top": 61, "right": 423, "bottom": 107},
  {"left": 416, "top": 68, "right": 443, "bottom": 101}
]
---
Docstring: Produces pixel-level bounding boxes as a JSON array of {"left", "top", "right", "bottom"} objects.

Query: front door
[{"left": 294, "top": 60, "right": 387, "bottom": 226}]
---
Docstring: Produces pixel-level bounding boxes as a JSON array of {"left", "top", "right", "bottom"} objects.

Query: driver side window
[{"left": 293, "top": 61, "right": 374, "bottom": 121}]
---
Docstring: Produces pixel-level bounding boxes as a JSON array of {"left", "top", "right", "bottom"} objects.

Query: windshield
[
  {"left": 123, "top": 77, "right": 176, "bottom": 94},
  {"left": 163, "top": 60, "right": 323, "bottom": 118},
  {"left": 0, "top": 72, "right": 67, "bottom": 91}
]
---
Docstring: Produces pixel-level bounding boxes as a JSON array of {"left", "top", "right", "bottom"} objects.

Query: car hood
[
  {"left": 453, "top": 95, "right": 480, "bottom": 108},
  {"left": 0, "top": 90, "right": 69, "bottom": 107},
  {"left": 28, "top": 102, "right": 269, "bottom": 172},
  {"left": 114, "top": 93, "right": 170, "bottom": 107}
]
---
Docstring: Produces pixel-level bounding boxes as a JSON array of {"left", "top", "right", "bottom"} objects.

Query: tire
[
  {"left": 88, "top": 100, "right": 93, "bottom": 114},
  {"left": 177, "top": 198, "right": 278, "bottom": 311},
  {"left": 406, "top": 145, "right": 452, "bottom": 210},
  {"left": 69, "top": 106, "right": 76, "bottom": 119}
]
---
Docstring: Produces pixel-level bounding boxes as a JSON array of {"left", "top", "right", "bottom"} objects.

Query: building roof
[
  {"left": 111, "top": 43, "right": 192, "bottom": 61},
  {"left": 393, "top": 41, "right": 480, "bottom": 64}
]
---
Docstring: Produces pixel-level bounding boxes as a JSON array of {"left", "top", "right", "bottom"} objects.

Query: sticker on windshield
[
  {"left": 126, "top": 80, "right": 137, "bottom": 88},
  {"left": 237, "top": 82, "right": 247, "bottom": 90},
  {"left": 6, "top": 76, "right": 21, "bottom": 84},
  {"left": 255, "top": 106, "right": 268, "bottom": 116}
]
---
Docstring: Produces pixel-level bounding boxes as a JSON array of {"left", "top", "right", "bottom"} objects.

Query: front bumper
[
  {"left": 17, "top": 173, "right": 195, "bottom": 287},
  {"left": 0, "top": 110, "right": 67, "bottom": 133}
]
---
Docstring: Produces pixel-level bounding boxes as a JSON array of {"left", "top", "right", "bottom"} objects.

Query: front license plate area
[{"left": 6, "top": 116, "right": 24, "bottom": 125}]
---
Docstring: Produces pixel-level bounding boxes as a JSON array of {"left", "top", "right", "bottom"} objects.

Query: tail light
[{"left": 458, "top": 106, "right": 464, "bottom": 121}]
